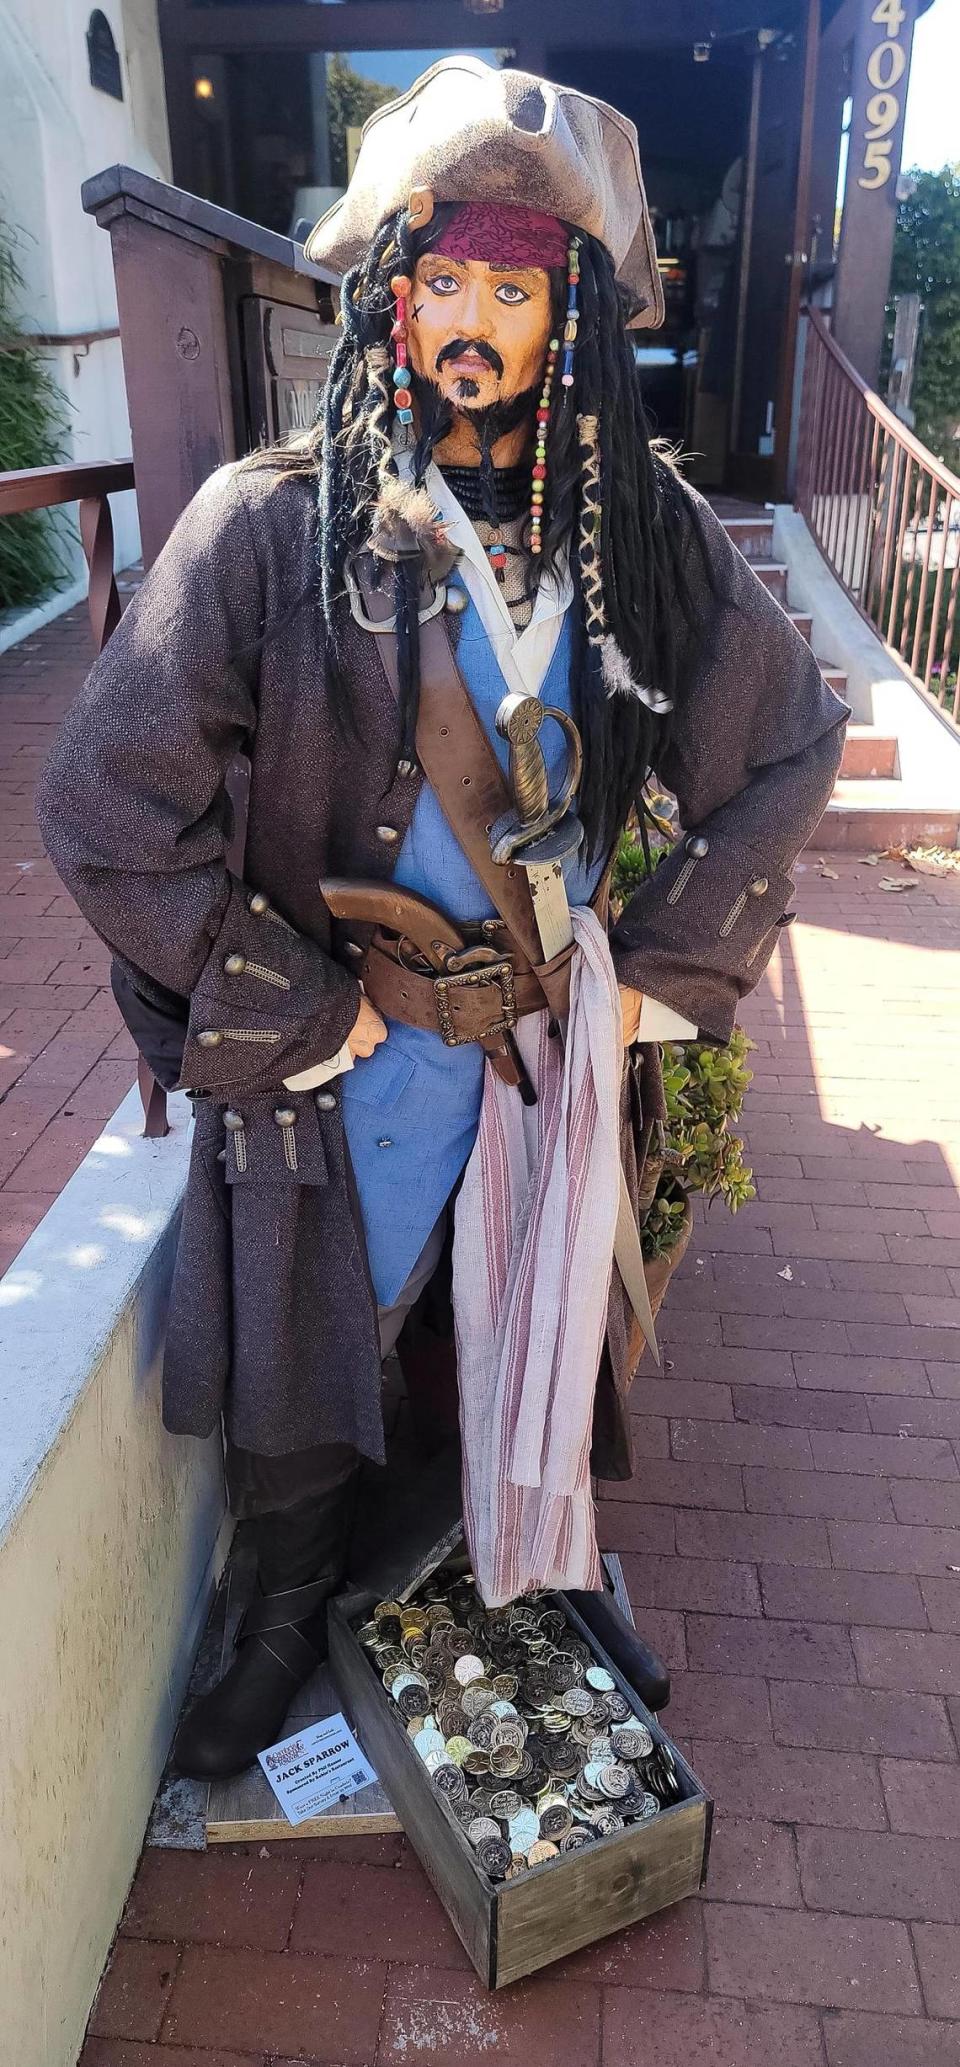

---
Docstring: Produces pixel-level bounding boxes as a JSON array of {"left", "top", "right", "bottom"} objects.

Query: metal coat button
[
  {"left": 378, "top": 1137, "right": 393, "bottom": 1149},
  {"left": 749, "top": 875, "right": 769, "bottom": 896},
  {"left": 223, "top": 1109, "right": 244, "bottom": 1132},
  {"left": 224, "top": 953, "right": 246, "bottom": 976},
  {"left": 315, "top": 1091, "right": 337, "bottom": 1112},
  {"left": 273, "top": 1107, "right": 297, "bottom": 1127},
  {"left": 376, "top": 824, "right": 399, "bottom": 845},
  {"left": 445, "top": 586, "right": 469, "bottom": 615},
  {"left": 343, "top": 939, "right": 364, "bottom": 959},
  {"left": 197, "top": 1029, "right": 223, "bottom": 1048},
  {"left": 248, "top": 891, "right": 269, "bottom": 915},
  {"left": 685, "top": 834, "right": 709, "bottom": 859}
]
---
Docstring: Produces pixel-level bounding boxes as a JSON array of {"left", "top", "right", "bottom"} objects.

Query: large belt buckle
[{"left": 434, "top": 949, "right": 517, "bottom": 1047}]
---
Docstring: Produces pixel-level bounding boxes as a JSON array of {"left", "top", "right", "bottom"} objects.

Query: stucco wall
[
  {"left": 0, "top": 0, "right": 172, "bottom": 576},
  {"left": 0, "top": 1087, "right": 228, "bottom": 2067}
]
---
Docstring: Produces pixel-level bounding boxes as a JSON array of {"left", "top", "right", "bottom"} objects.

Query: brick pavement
[
  {"left": 4, "top": 604, "right": 960, "bottom": 2060},
  {"left": 0, "top": 596, "right": 137, "bottom": 1279}
]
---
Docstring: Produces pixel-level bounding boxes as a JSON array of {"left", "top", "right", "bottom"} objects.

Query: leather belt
[{"left": 362, "top": 929, "right": 578, "bottom": 1046}]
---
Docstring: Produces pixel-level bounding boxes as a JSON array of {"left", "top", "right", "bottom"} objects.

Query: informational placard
[{"left": 257, "top": 1712, "right": 377, "bottom": 1825}]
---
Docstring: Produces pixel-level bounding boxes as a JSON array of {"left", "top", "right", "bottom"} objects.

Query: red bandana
[{"left": 432, "top": 201, "right": 569, "bottom": 271}]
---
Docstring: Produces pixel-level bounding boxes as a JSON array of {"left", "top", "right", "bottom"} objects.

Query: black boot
[
  {"left": 172, "top": 1473, "right": 358, "bottom": 1780},
  {"left": 566, "top": 1585, "right": 672, "bottom": 1713}
]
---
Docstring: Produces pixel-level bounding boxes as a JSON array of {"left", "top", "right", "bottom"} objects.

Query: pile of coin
[{"left": 356, "top": 1568, "right": 681, "bottom": 1881}]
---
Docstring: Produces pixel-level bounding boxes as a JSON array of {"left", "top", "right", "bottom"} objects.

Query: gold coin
[
  {"left": 444, "top": 1736, "right": 473, "bottom": 1765},
  {"left": 374, "top": 1599, "right": 403, "bottom": 1621},
  {"left": 526, "top": 1839, "right": 560, "bottom": 1865}
]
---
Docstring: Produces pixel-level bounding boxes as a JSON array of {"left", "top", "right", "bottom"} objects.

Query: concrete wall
[
  {"left": 0, "top": 1086, "right": 228, "bottom": 2067},
  {"left": 773, "top": 503, "right": 960, "bottom": 811},
  {"left": 0, "top": 0, "right": 172, "bottom": 581}
]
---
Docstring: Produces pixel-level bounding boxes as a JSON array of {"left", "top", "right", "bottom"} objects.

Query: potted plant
[{"left": 612, "top": 823, "right": 756, "bottom": 1304}]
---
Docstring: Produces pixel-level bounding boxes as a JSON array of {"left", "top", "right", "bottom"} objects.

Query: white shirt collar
[{"left": 395, "top": 445, "right": 573, "bottom": 701}]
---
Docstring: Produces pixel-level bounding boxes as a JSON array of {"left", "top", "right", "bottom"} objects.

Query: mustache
[{"left": 434, "top": 337, "right": 505, "bottom": 380}]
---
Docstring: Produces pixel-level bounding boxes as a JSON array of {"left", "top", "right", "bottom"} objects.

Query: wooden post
[
  {"left": 887, "top": 289, "right": 922, "bottom": 422},
  {"left": 833, "top": 0, "right": 920, "bottom": 388}
]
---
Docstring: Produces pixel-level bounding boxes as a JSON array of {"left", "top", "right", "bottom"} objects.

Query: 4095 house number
[{"left": 859, "top": 0, "right": 908, "bottom": 189}]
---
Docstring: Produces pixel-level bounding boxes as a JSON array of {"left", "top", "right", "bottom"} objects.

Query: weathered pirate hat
[{"left": 305, "top": 55, "right": 664, "bottom": 328}]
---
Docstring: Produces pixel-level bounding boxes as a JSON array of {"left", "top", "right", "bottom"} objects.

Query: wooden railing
[
  {"left": 0, "top": 459, "right": 135, "bottom": 652},
  {"left": 796, "top": 308, "right": 960, "bottom": 728}
]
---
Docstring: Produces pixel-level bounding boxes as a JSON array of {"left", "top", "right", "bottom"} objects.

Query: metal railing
[
  {"left": 0, "top": 459, "right": 134, "bottom": 652},
  {"left": 796, "top": 308, "right": 960, "bottom": 729}
]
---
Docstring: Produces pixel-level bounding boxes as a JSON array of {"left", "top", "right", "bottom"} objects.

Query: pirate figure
[{"left": 37, "top": 59, "right": 847, "bottom": 1779}]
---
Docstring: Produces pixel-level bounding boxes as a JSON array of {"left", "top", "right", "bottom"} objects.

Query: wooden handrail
[
  {"left": 0, "top": 459, "right": 135, "bottom": 519},
  {"left": 805, "top": 309, "right": 960, "bottom": 500}
]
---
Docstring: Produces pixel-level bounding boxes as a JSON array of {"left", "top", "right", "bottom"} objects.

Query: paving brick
[
  {"left": 846, "top": 1323, "right": 960, "bottom": 1364},
  {"left": 810, "top": 1430, "right": 958, "bottom": 1479},
  {"left": 721, "top": 1313, "right": 851, "bottom": 1354},
  {"left": 829, "top": 1521, "right": 960, "bottom": 1577},
  {"left": 600, "top": 1459, "right": 745, "bottom": 1512},
  {"left": 912, "top": 1925, "right": 960, "bottom": 2020},
  {"left": 88, "top": 1941, "right": 182, "bottom": 2043},
  {"left": 671, "top": 1420, "right": 815, "bottom": 1469},
  {"left": 602, "top": 1993, "right": 823, "bottom": 2067},
  {"left": 621, "top": 1551, "right": 761, "bottom": 1616},
  {"left": 161, "top": 1947, "right": 386, "bottom": 2061},
  {"left": 595, "top": 1501, "right": 676, "bottom": 1554},
  {"left": 799, "top": 1827, "right": 960, "bottom": 1922},
  {"left": 685, "top": 1614, "right": 856, "bottom": 1683},
  {"left": 927, "top": 1362, "right": 960, "bottom": 1399},
  {"left": 376, "top": 1962, "right": 600, "bottom": 2067},
  {"left": 795, "top": 1353, "right": 930, "bottom": 1394},
  {"left": 771, "top": 1680, "right": 955, "bottom": 1759},
  {"left": 661, "top": 1671, "right": 773, "bottom": 1744},
  {"left": 881, "top": 1759, "right": 960, "bottom": 1836},
  {"left": 704, "top": 1903, "right": 921, "bottom": 2013},
  {"left": 822, "top": 2011, "right": 960, "bottom": 2067},
  {"left": 744, "top": 1466, "right": 895, "bottom": 1521},
  {"left": 853, "top": 1629, "right": 960, "bottom": 1694},
  {"left": 290, "top": 1858, "right": 469, "bottom": 1967},
  {"left": 631, "top": 1377, "right": 734, "bottom": 1420},
  {"left": 699, "top": 1817, "right": 800, "bottom": 1906},
  {"left": 80, "top": 2046, "right": 259, "bottom": 2067},
  {"left": 758, "top": 1563, "right": 928, "bottom": 1628},
  {"left": 692, "top": 1740, "right": 885, "bottom": 1829},
  {"left": 867, "top": 1394, "right": 960, "bottom": 1437},
  {"left": 676, "top": 1510, "right": 831, "bottom": 1568},
  {"left": 920, "top": 1577, "right": 960, "bottom": 1632},
  {"left": 732, "top": 1383, "right": 872, "bottom": 1433},
  {"left": 892, "top": 1480, "right": 960, "bottom": 1525},
  {"left": 120, "top": 1847, "right": 301, "bottom": 1951}
]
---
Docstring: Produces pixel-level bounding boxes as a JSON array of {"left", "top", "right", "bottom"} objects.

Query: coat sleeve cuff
[
  {"left": 176, "top": 878, "right": 361, "bottom": 1095},
  {"left": 610, "top": 827, "right": 795, "bottom": 1046}
]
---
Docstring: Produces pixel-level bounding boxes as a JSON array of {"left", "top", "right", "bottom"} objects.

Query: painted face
[{"left": 408, "top": 252, "right": 553, "bottom": 411}]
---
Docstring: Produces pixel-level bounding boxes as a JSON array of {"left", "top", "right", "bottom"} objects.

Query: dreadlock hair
[{"left": 244, "top": 201, "right": 710, "bottom": 858}]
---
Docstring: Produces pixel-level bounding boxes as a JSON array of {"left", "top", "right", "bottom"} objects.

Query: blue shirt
[{"left": 341, "top": 583, "right": 603, "bottom": 1304}]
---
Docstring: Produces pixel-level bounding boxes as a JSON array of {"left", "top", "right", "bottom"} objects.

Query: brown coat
[{"left": 35, "top": 464, "right": 847, "bottom": 1475}]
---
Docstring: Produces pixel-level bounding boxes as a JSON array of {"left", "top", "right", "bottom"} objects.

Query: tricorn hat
[{"left": 305, "top": 55, "right": 664, "bottom": 328}]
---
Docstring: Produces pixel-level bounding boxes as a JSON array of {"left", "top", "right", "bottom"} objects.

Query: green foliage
[
  {"left": 612, "top": 821, "right": 757, "bottom": 1259},
  {"left": 889, "top": 165, "right": 960, "bottom": 474},
  {"left": 0, "top": 214, "right": 73, "bottom": 612},
  {"left": 325, "top": 56, "right": 397, "bottom": 187}
]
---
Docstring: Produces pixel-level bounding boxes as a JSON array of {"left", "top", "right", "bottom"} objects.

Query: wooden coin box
[{"left": 328, "top": 1553, "right": 712, "bottom": 1989}]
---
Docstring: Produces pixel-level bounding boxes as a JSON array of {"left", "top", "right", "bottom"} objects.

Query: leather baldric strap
[{"left": 351, "top": 554, "right": 572, "bottom": 1022}]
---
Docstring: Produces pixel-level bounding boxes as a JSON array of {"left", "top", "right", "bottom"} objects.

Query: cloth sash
[{"left": 452, "top": 908, "right": 623, "bottom": 1608}]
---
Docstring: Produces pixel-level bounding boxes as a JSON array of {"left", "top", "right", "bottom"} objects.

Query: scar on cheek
[{"left": 411, "top": 301, "right": 424, "bottom": 322}]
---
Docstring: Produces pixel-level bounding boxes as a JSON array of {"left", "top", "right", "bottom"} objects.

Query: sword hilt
[{"left": 491, "top": 692, "right": 583, "bottom": 867}]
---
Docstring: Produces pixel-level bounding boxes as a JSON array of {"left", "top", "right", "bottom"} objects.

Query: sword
[{"left": 492, "top": 692, "right": 660, "bottom": 1365}]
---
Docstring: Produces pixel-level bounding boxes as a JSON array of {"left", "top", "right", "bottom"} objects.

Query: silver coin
[
  {"left": 585, "top": 1665, "right": 616, "bottom": 1693},
  {"left": 507, "top": 1808, "right": 540, "bottom": 1851},
  {"left": 466, "top": 1815, "right": 501, "bottom": 1846},
  {"left": 453, "top": 1653, "right": 486, "bottom": 1686},
  {"left": 639, "top": 1791, "right": 661, "bottom": 1819},
  {"left": 560, "top": 1687, "right": 594, "bottom": 1717},
  {"left": 597, "top": 1762, "right": 631, "bottom": 1800},
  {"left": 413, "top": 1727, "right": 447, "bottom": 1761},
  {"left": 611, "top": 1723, "right": 654, "bottom": 1761}
]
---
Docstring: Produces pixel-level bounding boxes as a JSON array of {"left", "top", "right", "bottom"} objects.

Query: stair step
[
  {"left": 821, "top": 667, "right": 848, "bottom": 696},
  {"left": 788, "top": 610, "right": 813, "bottom": 645},
  {"left": 752, "top": 562, "right": 789, "bottom": 602},
  {"left": 719, "top": 514, "right": 775, "bottom": 561},
  {"left": 814, "top": 788, "right": 960, "bottom": 852},
  {"left": 838, "top": 727, "right": 898, "bottom": 780}
]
